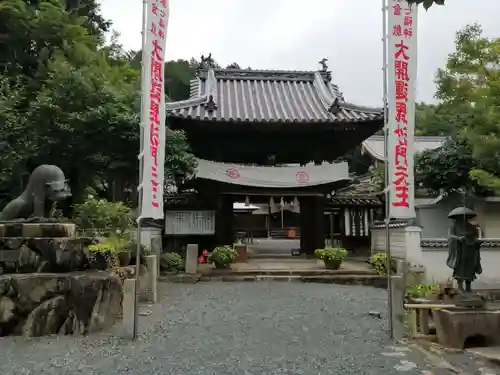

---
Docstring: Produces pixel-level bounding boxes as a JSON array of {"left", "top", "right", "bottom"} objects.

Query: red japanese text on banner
[
  {"left": 140, "top": 0, "right": 170, "bottom": 219},
  {"left": 387, "top": 0, "right": 417, "bottom": 219}
]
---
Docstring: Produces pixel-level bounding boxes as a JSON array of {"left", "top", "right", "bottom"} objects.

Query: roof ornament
[
  {"left": 204, "top": 94, "right": 218, "bottom": 112},
  {"left": 318, "top": 58, "right": 328, "bottom": 72},
  {"left": 318, "top": 58, "right": 332, "bottom": 81},
  {"left": 199, "top": 53, "right": 216, "bottom": 69},
  {"left": 329, "top": 97, "right": 341, "bottom": 114},
  {"left": 203, "top": 68, "right": 218, "bottom": 112}
]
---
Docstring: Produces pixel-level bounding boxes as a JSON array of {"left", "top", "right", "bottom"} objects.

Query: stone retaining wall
[{"left": 0, "top": 271, "right": 122, "bottom": 337}]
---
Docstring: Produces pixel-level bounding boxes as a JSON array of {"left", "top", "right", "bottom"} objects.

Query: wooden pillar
[
  {"left": 215, "top": 194, "right": 233, "bottom": 246},
  {"left": 300, "top": 196, "right": 316, "bottom": 256},
  {"left": 300, "top": 196, "right": 325, "bottom": 254},
  {"left": 312, "top": 196, "right": 325, "bottom": 251}
]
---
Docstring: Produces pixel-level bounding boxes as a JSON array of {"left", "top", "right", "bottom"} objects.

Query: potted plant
[
  {"left": 208, "top": 246, "right": 237, "bottom": 269},
  {"left": 314, "top": 247, "right": 348, "bottom": 270}
]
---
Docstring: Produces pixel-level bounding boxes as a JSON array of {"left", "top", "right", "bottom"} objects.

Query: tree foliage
[
  {"left": 412, "top": 23, "right": 500, "bottom": 195},
  {"left": 415, "top": 136, "right": 477, "bottom": 194},
  {"left": 433, "top": 23, "right": 500, "bottom": 191},
  {"left": 415, "top": 102, "right": 463, "bottom": 136},
  {"left": 0, "top": 0, "right": 197, "bottom": 209},
  {"left": 406, "top": 0, "right": 445, "bottom": 10}
]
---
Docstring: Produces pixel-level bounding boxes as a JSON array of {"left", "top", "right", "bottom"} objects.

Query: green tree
[
  {"left": 406, "top": 0, "right": 445, "bottom": 10},
  {"left": 415, "top": 102, "right": 459, "bottom": 136},
  {"left": 164, "top": 59, "right": 198, "bottom": 101},
  {"left": 435, "top": 23, "right": 500, "bottom": 190},
  {"left": 415, "top": 136, "right": 477, "bottom": 194},
  {"left": 166, "top": 130, "right": 197, "bottom": 180}
]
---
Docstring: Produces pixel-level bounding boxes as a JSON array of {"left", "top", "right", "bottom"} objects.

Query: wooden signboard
[{"left": 164, "top": 210, "right": 215, "bottom": 235}]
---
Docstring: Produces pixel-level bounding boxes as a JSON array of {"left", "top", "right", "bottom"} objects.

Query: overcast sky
[{"left": 101, "top": 0, "right": 499, "bottom": 107}]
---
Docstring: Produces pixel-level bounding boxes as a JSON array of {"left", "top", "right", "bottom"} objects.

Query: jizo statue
[{"left": 446, "top": 207, "right": 482, "bottom": 293}]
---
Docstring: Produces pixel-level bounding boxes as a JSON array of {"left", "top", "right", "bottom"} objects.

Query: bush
[
  {"left": 369, "top": 252, "right": 396, "bottom": 275},
  {"left": 208, "top": 246, "right": 237, "bottom": 266},
  {"left": 73, "top": 192, "right": 134, "bottom": 236},
  {"left": 315, "top": 247, "right": 348, "bottom": 262},
  {"left": 160, "top": 252, "right": 184, "bottom": 273}
]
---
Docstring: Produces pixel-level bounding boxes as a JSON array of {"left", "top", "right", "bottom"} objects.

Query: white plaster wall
[
  {"left": 475, "top": 201, "right": 500, "bottom": 238},
  {"left": 421, "top": 247, "right": 500, "bottom": 287},
  {"left": 416, "top": 205, "right": 450, "bottom": 238},
  {"left": 371, "top": 228, "right": 407, "bottom": 259}
]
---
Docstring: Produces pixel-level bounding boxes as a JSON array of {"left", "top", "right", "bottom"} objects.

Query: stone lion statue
[{"left": 0, "top": 165, "right": 72, "bottom": 221}]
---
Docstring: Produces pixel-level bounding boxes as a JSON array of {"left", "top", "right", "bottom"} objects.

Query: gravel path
[{"left": 0, "top": 282, "right": 487, "bottom": 375}]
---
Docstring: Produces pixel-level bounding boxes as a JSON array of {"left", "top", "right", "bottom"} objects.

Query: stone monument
[{"left": 0, "top": 165, "right": 122, "bottom": 337}]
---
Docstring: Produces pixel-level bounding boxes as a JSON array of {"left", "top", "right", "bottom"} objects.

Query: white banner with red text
[
  {"left": 387, "top": 0, "right": 417, "bottom": 219},
  {"left": 139, "top": 0, "right": 169, "bottom": 219}
]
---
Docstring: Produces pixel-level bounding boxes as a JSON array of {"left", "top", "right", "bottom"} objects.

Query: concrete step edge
[{"left": 200, "top": 270, "right": 376, "bottom": 277}]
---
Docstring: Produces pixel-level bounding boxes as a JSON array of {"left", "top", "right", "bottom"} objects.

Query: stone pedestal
[
  {"left": 145, "top": 255, "right": 158, "bottom": 303},
  {"left": 391, "top": 275, "right": 405, "bottom": 340},
  {"left": 433, "top": 308, "right": 500, "bottom": 349},
  {"left": 185, "top": 244, "right": 198, "bottom": 274},
  {"left": 122, "top": 278, "right": 136, "bottom": 339},
  {"left": 0, "top": 222, "right": 76, "bottom": 238},
  {"left": 0, "top": 223, "right": 85, "bottom": 273}
]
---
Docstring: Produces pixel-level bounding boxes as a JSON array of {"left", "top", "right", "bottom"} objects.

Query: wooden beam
[{"left": 404, "top": 304, "right": 456, "bottom": 309}]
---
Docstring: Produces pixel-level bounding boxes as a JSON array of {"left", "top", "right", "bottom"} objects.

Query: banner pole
[
  {"left": 133, "top": 0, "right": 149, "bottom": 340},
  {"left": 382, "top": 0, "right": 394, "bottom": 339}
]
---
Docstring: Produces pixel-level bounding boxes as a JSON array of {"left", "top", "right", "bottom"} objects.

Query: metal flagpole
[
  {"left": 134, "top": 0, "right": 149, "bottom": 340},
  {"left": 382, "top": 0, "right": 393, "bottom": 339}
]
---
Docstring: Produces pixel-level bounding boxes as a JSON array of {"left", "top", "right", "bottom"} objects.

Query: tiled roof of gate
[
  {"left": 328, "top": 174, "right": 383, "bottom": 206},
  {"left": 166, "top": 68, "right": 383, "bottom": 124}
]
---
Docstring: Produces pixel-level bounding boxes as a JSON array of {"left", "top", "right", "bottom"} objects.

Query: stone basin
[{"left": 433, "top": 307, "right": 500, "bottom": 349}]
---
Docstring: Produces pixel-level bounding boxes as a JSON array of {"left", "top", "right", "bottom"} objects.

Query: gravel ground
[{"left": 0, "top": 282, "right": 488, "bottom": 375}]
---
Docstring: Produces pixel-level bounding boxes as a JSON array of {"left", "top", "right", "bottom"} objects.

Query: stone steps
[{"left": 159, "top": 273, "right": 387, "bottom": 288}]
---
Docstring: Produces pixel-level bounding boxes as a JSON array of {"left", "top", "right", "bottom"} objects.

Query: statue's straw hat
[{"left": 448, "top": 206, "right": 477, "bottom": 219}]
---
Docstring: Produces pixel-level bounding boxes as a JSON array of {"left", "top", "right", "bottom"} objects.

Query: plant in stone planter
[
  {"left": 369, "top": 252, "right": 397, "bottom": 275},
  {"left": 87, "top": 237, "right": 130, "bottom": 270},
  {"left": 314, "top": 247, "right": 348, "bottom": 270},
  {"left": 406, "top": 283, "right": 435, "bottom": 300},
  {"left": 208, "top": 246, "right": 237, "bottom": 269}
]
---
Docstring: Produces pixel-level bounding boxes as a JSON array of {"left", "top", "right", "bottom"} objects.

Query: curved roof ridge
[
  {"left": 211, "top": 67, "right": 319, "bottom": 75},
  {"left": 166, "top": 96, "right": 207, "bottom": 110},
  {"left": 362, "top": 135, "right": 446, "bottom": 161},
  {"left": 313, "top": 72, "right": 336, "bottom": 110}
]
